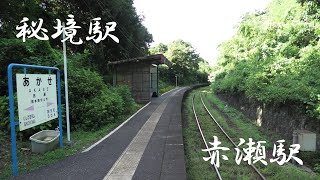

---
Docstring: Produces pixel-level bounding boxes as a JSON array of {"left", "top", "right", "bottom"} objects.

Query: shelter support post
[{"left": 157, "top": 65, "right": 159, "bottom": 96}]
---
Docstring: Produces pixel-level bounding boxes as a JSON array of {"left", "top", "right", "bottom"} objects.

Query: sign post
[
  {"left": 8, "top": 63, "right": 63, "bottom": 176},
  {"left": 62, "top": 22, "right": 71, "bottom": 142}
]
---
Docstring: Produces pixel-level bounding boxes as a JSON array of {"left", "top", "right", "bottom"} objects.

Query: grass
[
  {"left": 159, "top": 85, "right": 175, "bottom": 95},
  {"left": 159, "top": 80, "right": 176, "bottom": 95},
  {"left": 184, "top": 88, "right": 256, "bottom": 179},
  {"left": 0, "top": 104, "right": 142, "bottom": 180},
  {"left": 183, "top": 86, "right": 320, "bottom": 180}
]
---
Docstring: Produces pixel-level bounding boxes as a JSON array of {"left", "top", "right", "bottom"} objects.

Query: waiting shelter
[{"left": 108, "top": 54, "right": 172, "bottom": 103}]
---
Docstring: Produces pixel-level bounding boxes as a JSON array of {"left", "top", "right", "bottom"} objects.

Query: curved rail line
[
  {"left": 191, "top": 95, "right": 223, "bottom": 180},
  {"left": 199, "top": 93, "right": 267, "bottom": 180}
]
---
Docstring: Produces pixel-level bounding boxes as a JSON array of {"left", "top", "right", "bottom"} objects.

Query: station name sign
[{"left": 16, "top": 74, "right": 58, "bottom": 131}]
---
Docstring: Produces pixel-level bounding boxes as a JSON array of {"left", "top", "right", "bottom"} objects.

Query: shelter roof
[{"left": 108, "top": 54, "right": 172, "bottom": 67}]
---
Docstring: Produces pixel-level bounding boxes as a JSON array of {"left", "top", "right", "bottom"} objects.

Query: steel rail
[
  {"left": 191, "top": 95, "right": 223, "bottom": 180},
  {"left": 199, "top": 93, "right": 267, "bottom": 180}
]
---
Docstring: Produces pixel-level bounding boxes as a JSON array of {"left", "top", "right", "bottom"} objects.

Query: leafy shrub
[
  {"left": 314, "top": 164, "right": 320, "bottom": 174},
  {"left": 113, "top": 85, "right": 135, "bottom": 113},
  {"left": 71, "top": 87, "right": 124, "bottom": 131},
  {"left": 67, "top": 66, "right": 131, "bottom": 130},
  {"left": 0, "top": 39, "right": 62, "bottom": 95},
  {"left": 0, "top": 38, "right": 136, "bottom": 136},
  {"left": 159, "top": 80, "right": 175, "bottom": 94},
  {"left": 0, "top": 96, "right": 10, "bottom": 133},
  {"left": 68, "top": 68, "right": 105, "bottom": 101}
]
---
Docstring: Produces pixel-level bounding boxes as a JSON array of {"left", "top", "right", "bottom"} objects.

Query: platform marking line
[
  {"left": 166, "top": 144, "right": 183, "bottom": 146},
  {"left": 160, "top": 87, "right": 179, "bottom": 97},
  {"left": 103, "top": 88, "right": 183, "bottom": 180},
  {"left": 82, "top": 101, "right": 151, "bottom": 153}
]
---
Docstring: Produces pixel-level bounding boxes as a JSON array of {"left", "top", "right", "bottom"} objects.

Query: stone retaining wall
[{"left": 217, "top": 92, "right": 320, "bottom": 150}]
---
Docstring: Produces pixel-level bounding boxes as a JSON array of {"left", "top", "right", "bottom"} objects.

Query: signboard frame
[
  {"left": 7, "top": 63, "right": 63, "bottom": 176},
  {"left": 16, "top": 73, "right": 58, "bottom": 131}
]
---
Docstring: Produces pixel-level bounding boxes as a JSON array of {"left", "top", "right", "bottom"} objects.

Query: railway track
[
  {"left": 191, "top": 95, "right": 222, "bottom": 180},
  {"left": 191, "top": 93, "right": 267, "bottom": 180}
]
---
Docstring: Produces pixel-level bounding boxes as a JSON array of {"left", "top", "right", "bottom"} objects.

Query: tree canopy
[
  {"left": 150, "top": 39, "right": 209, "bottom": 85},
  {"left": 211, "top": 0, "right": 320, "bottom": 119},
  {"left": 0, "top": 0, "right": 152, "bottom": 135},
  {"left": 0, "top": 0, "right": 153, "bottom": 71}
]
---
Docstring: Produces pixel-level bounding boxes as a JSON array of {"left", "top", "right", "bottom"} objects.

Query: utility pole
[{"left": 62, "top": 22, "right": 71, "bottom": 142}]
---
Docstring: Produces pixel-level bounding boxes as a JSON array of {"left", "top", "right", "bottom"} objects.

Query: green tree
[
  {"left": 149, "top": 43, "right": 168, "bottom": 54},
  {"left": 211, "top": 0, "right": 320, "bottom": 119},
  {"left": 0, "top": 0, "right": 153, "bottom": 75},
  {"left": 151, "top": 40, "right": 210, "bottom": 85}
]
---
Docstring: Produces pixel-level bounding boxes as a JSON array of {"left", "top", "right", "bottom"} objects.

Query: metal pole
[
  {"left": 8, "top": 65, "right": 18, "bottom": 176},
  {"left": 175, "top": 75, "right": 178, "bottom": 87},
  {"left": 57, "top": 70, "right": 64, "bottom": 147},
  {"left": 156, "top": 65, "right": 159, "bottom": 96},
  {"left": 62, "top": 22, "right": 71, "bottom": 142}
]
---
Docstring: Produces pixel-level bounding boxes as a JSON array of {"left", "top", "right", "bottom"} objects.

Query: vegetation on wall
[{"left": 210, "top": 0, "right": 320, "bottom": 120}]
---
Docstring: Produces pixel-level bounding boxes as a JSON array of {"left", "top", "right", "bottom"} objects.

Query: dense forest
[
  {"left": 0, "top": 0, "right": 153, "bottom": 136},
  {"left": 0, "top": 0, "right": 209, "bottom": 137},
  {"left": 211, "top": 0, "right": 320, "bottom": 121}
]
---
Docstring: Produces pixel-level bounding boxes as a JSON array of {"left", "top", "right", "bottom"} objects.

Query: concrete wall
[
  {"left": 114, "top": 63, "right": 151, "bottom": 103},
  {"left": 217, "top": 92, "right": 320, "bottom": 150}
]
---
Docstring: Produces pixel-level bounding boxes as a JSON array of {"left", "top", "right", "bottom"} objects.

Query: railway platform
[{"left": 12, "top": 87, "right": 188, "bottom": 180}]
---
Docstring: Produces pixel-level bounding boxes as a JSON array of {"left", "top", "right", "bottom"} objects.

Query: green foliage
[
  {"left": 211, "top": 0, "right": 320, "bottom": 119},
  {"left": 158, "top": 80, "right": 175, "bottom": 94},
  {"left": 166, "top": 40, "right": 200, "bottom": 73},
  {"left": 0, "top": 1, "right": 148, "bottom": 173},
  {"left": 0, "top": 37, "right": 136, "bottom": 136},
  {"left": 0, "top": 39, "right": 63, "bottom": 137},
  {"left": 0, "top": 96, "right": 10, "bottom": 133},
  {"left": 68, "top": 68, "right": 105, "bottom": 100},
  {"left": 185, "top": 87, "right": 319, "bottom": 179},
  {"left": 71, "top": 87, "right": 124, "bottom": 130},
  {"left": 149, "top": 43, "right": 168, "bottom": 54},
  {"left": 151, "top": 40, "right": 211, "bottom": 85},
  {"left": 0, "top": 0, "right": 152, "bottom": 76},
  {"left": 314, "top": 163, "right": 320, "bottom": 174},
  {"left": 306, "top": 93, "right": 320, "bottom": 119},
  {"left": 0, "top": 38, "right": 63, "bottom": 95},
  {"left": 112, "top": 85, "right": 135, "bottom": 113}
]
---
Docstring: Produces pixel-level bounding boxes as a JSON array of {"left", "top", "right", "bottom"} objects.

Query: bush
[
  {"left": 0, "top": 38, "right": 137, "bottom": 136},
  {"left": 68, "top": 68, "right": 105, "bottom": 101},
  {"left": 0, "top": 96, "right": 10, "bottom": 133},
  {"left": 113, "top": 85, "right": 135, "bottom": 113},
  {"left": 314, "top": 164, "right": 320, "bottom": 174},
  {"left": 0, "top": 38, "right": 63, "bottom": 96},
  {"left": 67, "top": 67, "right": 133, "bottom": 130},
  {"left": 71, "top": 87, "right": 124, "bottom": 130},
  {"left": 159, "top": 80, "right": 175, "bottom": 94}
]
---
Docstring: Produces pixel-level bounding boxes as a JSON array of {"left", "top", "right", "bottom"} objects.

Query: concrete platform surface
[{"left": 12, "top": 87, "right": 188, "bottom": 180}]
